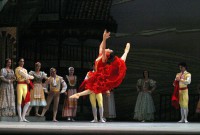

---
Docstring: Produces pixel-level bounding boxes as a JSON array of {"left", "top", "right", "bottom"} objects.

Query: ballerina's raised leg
[{"left": 69, "top": 90, "right": 92, "bottom": 99}]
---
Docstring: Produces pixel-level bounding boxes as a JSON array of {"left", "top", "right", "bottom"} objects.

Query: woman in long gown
[
  {"left": 134, "top": 70, "right": 156, "bottom": 122},
  {"left": 62, "top": 67, "right": 78, "bottom": 121},
  {"left": 0, "top": 58, "right": 16, "bottom": 116}
]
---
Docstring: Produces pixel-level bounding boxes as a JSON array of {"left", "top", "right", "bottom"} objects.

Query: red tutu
[{"left": 84, "top": 56, "right": 127, "bottom": 94}]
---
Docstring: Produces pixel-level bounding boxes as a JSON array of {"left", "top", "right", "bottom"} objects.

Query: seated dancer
[{"left": 70, "top": 30, "right": 130, "bottom": 122}]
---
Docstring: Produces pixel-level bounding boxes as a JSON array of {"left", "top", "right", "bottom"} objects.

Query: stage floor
[{"left": 0, "top": 121, "right": 200, "bottom": 135}]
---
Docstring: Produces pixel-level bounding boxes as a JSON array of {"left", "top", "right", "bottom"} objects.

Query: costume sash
[
  {"left": 171, "top": 80, "right": 179, "bottom": 109},
  {"left": 18, "top": 80, "right": 34, "bottom": 107}
]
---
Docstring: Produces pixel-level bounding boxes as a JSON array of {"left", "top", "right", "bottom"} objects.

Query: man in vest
[
  {"left": 40, "top": 68, "right": 67, "bottom": 122},
  {"left": 174, "top": 62, "right": 191, "bottom": 123},
  {"left": 15, "top": 58, "right": 34, "bottom": 122}
]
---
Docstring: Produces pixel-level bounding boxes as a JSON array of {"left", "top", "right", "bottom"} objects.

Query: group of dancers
[
  {"left": 0, "top": 30, "right": 130, "bottom": 122},
  {"left": 0, "top": 30, "right": 193, "bottom": 123}
]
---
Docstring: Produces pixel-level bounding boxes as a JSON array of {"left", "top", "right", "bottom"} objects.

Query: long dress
[
  {"left": 85, "top": 56, "right": 127, "bottom": 94},
  {"left": 134, "top": 79, "right": 156, "bottom": 121},
  {"left": 29, "top": 71, "right": 47, "bottom": 106},
  {"left": 0, "top": 68, "right": 16, "bottom": 116},
  {"left": 196, "top": 84, "right": 200, "bottom": 113},
  {"left": 103, "top": 91, "right": 116, "bottom": 118},
  {"left": 62, "top": 75, "right": 77, "bottom": 117}
]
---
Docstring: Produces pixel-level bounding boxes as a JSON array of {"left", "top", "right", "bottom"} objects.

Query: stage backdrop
[{"left": 106, "top": 0, "right": 200, "bottom": 121}]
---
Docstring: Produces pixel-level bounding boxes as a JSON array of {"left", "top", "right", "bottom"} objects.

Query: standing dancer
[
  {"left": 40, "top": 68, "right": 67, "bottom": 122},
  {"left": 103, "top": 90, "right": 116, "bottom": 121},
  {"left": 15, "top": 58, "right": 34, "bottom": 122},
  {"left": 172, "top": 62, "right": 191, "bottom": 123},
  {"left": 0, "top": 58, "right": 16, "bottom": 117},
  {"left": 26, "top": 62, "right": 47, "bottom": 116},
  {"left": 62, "top": 67, "right": 78, "bottom": 121},
  {"left": 134, "top": 70, "right": 156, "bottom": 122}
]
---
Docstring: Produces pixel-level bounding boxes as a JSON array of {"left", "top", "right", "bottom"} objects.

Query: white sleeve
[
  {"left": 0, "top": 68, "right": 9, "bottom": 83},
  {"left": 183, "top": 74, "right": 191, "bottom": 85},
  {"left": 60, "top": 77, "right": 67, "bottom": 93},
  {"left": 19, "top": 69, "right": 34, "bottom": 80}
]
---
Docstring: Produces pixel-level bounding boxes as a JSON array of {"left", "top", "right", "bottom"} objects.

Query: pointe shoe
[
  {"left": 69, "top": 93, "right": 80, "bottom": 99},
  {"left": 67, "top": 117, "right": 71, "bottom": 121},
  {"left": 124, "top": 43, "right": 130, "bottom": 53},
  {"left": 90, "top": 119, "right": 98, "bottom": 123},
  {"left": 71, "top": 118, "right": 75, "bottom": 122},
  {"left": 53, "top": 119, "right": 58, "bottom": 122},
  {"left": 39, "top": 113, "right": 44, "bottom": 117},
  {"left": 23, "top": 118, "right": 30, "bottom": 122},
  {"left": 35, "top": 113, "right": 41, "bottom": 117},
  {"left": 103, "top": 118, "right": 106, "bottom": 122},
  {"left": 19, "top": 119, "right": 24, "bottom": 122},
  {"left": 184, "top": 119, "right": 188, "bottom": 123},
  {"left": 178, "top": 119, "right": 184, "bottom": 123},
  {"left": 99, "top": 118, "right": 106, "bottom": 123}
]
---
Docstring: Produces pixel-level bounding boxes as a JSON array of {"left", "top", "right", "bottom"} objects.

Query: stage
[{"left": 0, "top": 121, "right": 199, "bottom": 135}]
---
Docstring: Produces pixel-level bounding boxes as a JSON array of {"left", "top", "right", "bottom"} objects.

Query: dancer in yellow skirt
[{"left": 26, "top": 62, "right": 48, "bottom": 116}]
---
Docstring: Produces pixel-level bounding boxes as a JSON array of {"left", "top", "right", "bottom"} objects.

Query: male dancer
[
  {"left": 40, "top": 68, "right": 67, "bottom": 122},
  {"left": 172, "top": 62, "right": 191, "bottom": 123},
  {"left": 15, "top": 58, "right": 34, "bottom": 122}
]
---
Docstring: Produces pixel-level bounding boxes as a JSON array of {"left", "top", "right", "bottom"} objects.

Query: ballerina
[{"left": 70, "top": 30, "right": 130, "bottom": 100}]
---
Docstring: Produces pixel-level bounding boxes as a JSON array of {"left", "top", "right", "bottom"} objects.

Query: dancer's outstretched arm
[
  {"left": 100, "top": 30, "right": 110, "bottom": 63},
  {"left": 99, "top": 30, "right": 110, "bottom": 54},
  {"left": 121, "top": 43, "right": 130, "bottom": 62}
]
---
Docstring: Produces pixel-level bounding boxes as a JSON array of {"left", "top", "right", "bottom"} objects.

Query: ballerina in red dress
[{"left": 70, "top": 30, "right": 130, "bottom": 99}]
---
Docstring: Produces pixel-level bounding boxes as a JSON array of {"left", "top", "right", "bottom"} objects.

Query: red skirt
[{"left": 84, "top": 57, "right": 127, "bottom": 94}]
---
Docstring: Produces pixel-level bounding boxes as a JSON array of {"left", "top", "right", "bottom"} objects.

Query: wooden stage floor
[{"left": 0, "top": 121, "right": 200, "bottom": 135}]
